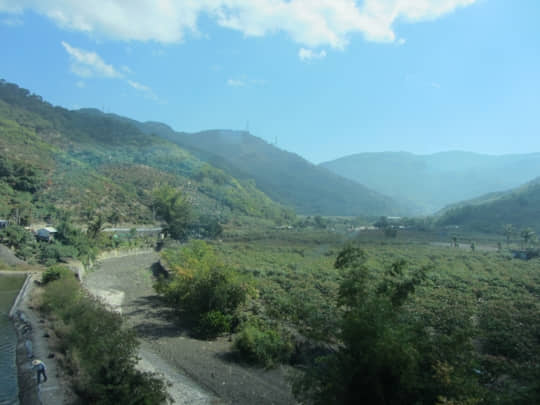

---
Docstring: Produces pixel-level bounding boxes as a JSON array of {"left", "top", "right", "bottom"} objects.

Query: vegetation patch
[{"left": 40, "top": 272, "right": 169, "bottom": 404}]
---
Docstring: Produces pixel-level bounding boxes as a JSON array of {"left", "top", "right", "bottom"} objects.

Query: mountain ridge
[{"left": 320, "top": 151, "right": 540, "bottom": 214}]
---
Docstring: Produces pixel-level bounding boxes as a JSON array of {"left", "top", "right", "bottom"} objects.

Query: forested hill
[
  {"left": 436, "top": 177, "right": 540, "bottom": 233},
  {"left": 320, "top": 151, "right": 540, "bottom": 214},
  {"left": 0, "top": 80, "right": 292, "bottom": 225},
  {"left": 132, "top": 124, "right": 406, "bottom": 216}
]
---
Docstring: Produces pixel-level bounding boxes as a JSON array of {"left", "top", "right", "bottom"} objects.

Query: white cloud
[
  {"left": 2, "top": 1, "right": 477, "bottom": 48},
  {"left": 299, "top": 48, "right": 327, "bottom": 62},
  {"left": 227, "top": 79, "right": 245, "bottom": 87},
  {"left": 60, "top": 41, "right": 161, "bottom": 101},
  {"left": 227, "top": 77, "right": 266, "bottom": 87},
  {"left": 127, "top": 80, "right": 150, "bottom": 92},
  {"left": 127, "top": 79, "right": 161, "bottom": 102},
  {"left": 61, "top": 41, "right": 121, "bottom": 78}
]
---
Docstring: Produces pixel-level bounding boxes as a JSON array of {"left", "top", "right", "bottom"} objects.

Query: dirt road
[{"left": 84, "top": 253, "right": 296, "bottom": 405}]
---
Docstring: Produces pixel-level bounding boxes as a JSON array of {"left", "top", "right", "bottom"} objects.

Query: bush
[
  {"left": 196, "top": 310, "right": 232, "bottom": 339},
  {"left": 39, "top": 241, "right": 78, "bottom": 265},
  {"left": 234, "top": 321, "right": 293, "bottom": 367},
  {"left": 41, "top": 277, "right": 170, "bottom": 404},
  {"left": 157, "top": 241, "right": 249, "bottom": 336},
  {"left": 41, "top": 264, "right": 74, "bottom": 284}
]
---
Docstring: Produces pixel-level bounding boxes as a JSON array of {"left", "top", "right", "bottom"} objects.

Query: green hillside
[
  {"left": 436, "top": 178, "right": 540, "bottom": 233},
  {"left": 133, "top": 124, "right": 405, "bottom": 216},
  {"left": 320, "top": 151, "right": 540, "bottom": 214},
  {"left": 0, "top": 80, "right": 292, "bottom": 226}
]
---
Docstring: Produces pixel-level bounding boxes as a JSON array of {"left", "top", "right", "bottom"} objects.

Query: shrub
[
  {"left": 234, "top": 321, "right": 293, "bottom": 367},
  {"left": 196, "top": 310, "right": 232, "bottom": 339},
  {"left": 158, "top": 241, "right": 249, "bottom": 336},
  {"left": 41, "top": 277, "right": 169, "bottom": 404},
  {"left": 41, "top": 264, "right": 73, "bottom": 284}
]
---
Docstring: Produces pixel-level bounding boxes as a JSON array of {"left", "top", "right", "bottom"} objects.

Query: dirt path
[
  {"left": 84, "top": 253, "right": 296, "bottom": 405},
  {"left": 13, "top": 272, "right": 74, "bottom": 405}
]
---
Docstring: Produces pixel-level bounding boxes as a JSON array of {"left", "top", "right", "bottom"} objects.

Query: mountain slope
[
  {"left": 0, "top": 80, "right": 291, "bottom": 224},
  {"left": 320, "top": 151, "right": 540, "bottom": 214},
  {"left": 436, "top": 178, "right": 540, "bottom": 233},
  {"left": 133, "top": 124, "right": 405, "bottom": 216}
]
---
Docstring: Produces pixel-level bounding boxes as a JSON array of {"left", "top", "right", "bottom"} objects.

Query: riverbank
[
  {"left": 9, "top": 271, "right": 74, "bottom": 405},
  {"left": 84, "top": 253, "right": 296, "bottom": 405}
]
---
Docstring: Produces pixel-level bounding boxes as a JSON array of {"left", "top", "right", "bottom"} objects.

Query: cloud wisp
[
  {"left": 2, "top": 1, "right": 478, "bottom": 49},
  {"left": 61, "top": 41, "right": 121, "bottom": 78},
  {"left": 227, "top": 79, "right": 246, "bottom": 87},
  {"left": 61, "top": 41, "right": 160, "bottom": 101},
  {"left": 299, "top": 48, "right": 327, "bottom": 62}
]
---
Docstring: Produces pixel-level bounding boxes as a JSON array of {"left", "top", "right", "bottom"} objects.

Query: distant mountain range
[
  {"left": 132, "top": 124, "right": 406, "bottom": 217},
  {"left": 320, "top": 152, "right": 540, "bottom": 215},
  {"left": 0, "top": 80, "right": 406, "bottom": 224},
  {"left": 0, "top": 80, "right": 291, "bottom": 224},
  {"left": 436, "top": 177, "right": 540, "bottom": 233}
]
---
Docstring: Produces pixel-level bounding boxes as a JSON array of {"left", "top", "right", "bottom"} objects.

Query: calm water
[{"left": 0, "top": 274, "right": 25, "bottom": 405}]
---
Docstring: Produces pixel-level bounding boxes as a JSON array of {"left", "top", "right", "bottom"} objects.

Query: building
[{"left": 36, "top": 227, "right": 57, "bottom": 242}]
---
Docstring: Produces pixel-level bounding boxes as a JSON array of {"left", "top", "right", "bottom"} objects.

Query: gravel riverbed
[{"left": 84, "top": 253, "right": 295, "bottom": 405}]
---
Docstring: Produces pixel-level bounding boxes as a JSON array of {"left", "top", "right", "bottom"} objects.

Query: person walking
[{"left": 32, "top": 359, "right": 47, "bottom": 384}]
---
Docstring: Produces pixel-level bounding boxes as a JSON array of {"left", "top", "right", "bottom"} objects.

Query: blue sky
[{"left": 1, "top": 0, "right": 539, "bottom": 163}]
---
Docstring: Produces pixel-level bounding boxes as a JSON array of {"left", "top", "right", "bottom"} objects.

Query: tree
[
  {"left": 152, "top": 185, "right": 191, "bottom": 240},
  {"left": 521, "top": 228, "right": 536, "bottom": 248},
  {"left": 87, "top": 214, "right": 104, "bottom": 240},
  {"left": 107, "top": 211, "right": 121, "bottom": 227},
  {"left": 294, "top": 245, "right": 483, "bottom": 405},
  {"left": 503, "top": 224, "right": 514, "bottom": 246}
]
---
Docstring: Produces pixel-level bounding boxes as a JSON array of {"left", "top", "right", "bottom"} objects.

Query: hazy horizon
[{"left": 1, "top": 0, "right": 539, "bottom": 163}]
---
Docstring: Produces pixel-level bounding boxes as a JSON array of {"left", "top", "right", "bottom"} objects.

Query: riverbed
[{"left": 0, "top": 273, "right": 26, "bottom": 405}]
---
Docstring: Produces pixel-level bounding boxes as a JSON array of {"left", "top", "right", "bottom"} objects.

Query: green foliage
[
  {"left": 294, "top": 247, "right": 483, "bottom": 405},
  {"left": 41, "top": 264, "right": 74, "bottom": 284},
  {"left": 196, "top": 310, "right": 232, "bottom": 338},
  {"left": 0, "top": 224, "right": 34, "bottom": 250},
  {"left": 41, "top": 275, "right": 169, "bottom": 404},
  {"left": 157, "top": 241, "right": 249, "bottom": 337},
  {"left": 234, "top": 320, "right": 294, "bottom": 367},
  {"left": 39, "top": 242, "right": 78, "bottom": 265},
  {"left": 438, "top": 179, "right": 540, "bottom": 234},
  {"left": 0, "top": 156, "right": 44, "bottom": 193},
  {"left": 55, "top": 220, "right": 98, "bottom": 264},
  {"left": 152, "top": 185, "right": 192, "bottom": 240}
]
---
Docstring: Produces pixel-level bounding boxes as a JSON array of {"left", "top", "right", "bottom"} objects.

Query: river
[{"left": 0, "top": 273, "right": 26, "bottom": 405}]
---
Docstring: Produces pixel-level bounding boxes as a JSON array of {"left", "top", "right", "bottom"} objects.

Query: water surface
[{"left": 0, "top": 274, "right": 26, "bottom": 405}]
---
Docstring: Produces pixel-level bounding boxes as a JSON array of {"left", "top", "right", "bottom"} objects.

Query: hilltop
[
  {"left": 436, "top": 177, "right": 540, "bottom": 233},
  {"left": 133, "top": 124, "right": 406, "bottom": 216},
  {"left": 0, "top": 80, "right": 291, "bottom": 226}
]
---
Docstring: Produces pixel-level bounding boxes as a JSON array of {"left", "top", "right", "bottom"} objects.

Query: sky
[{"left": 0, "top": 0, "right": 539, "bottom": 164}]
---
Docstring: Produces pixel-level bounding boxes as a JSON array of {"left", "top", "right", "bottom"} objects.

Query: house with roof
[{"left": 36, "top": 227, "right": 57, "bottom": 242}]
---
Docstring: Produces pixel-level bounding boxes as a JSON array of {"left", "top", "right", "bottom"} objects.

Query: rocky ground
[{"left": 84, "top": 253, "right": 296, "bottom": 405}]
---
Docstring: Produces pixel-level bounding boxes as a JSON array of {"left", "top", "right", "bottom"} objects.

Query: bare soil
[{"left": 84, "top": 253, "right": 296, "bottom": 405}]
